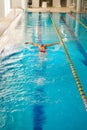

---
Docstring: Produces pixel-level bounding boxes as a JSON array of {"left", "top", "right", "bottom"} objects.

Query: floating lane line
[
  {"left": 68, "top": 13, "right": 87, "bottom": 29},
  {"left": 50, "top": 14, "right": 87, "bottom": 110},
  {"left": 61, "top": 16, "right": 87, "bottom": 66}
]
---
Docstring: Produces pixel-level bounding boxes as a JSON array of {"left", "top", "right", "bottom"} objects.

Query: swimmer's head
[{"left": 40, "top": 44, "right": 44, "bottom": 47}]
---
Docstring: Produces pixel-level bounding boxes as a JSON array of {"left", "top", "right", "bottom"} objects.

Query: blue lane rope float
[
  {"left": 68, "top": 12, "right": 87, "bottom": 29},
  {"left": 50, "top": 14, "right": 87, "bottom": 110}
]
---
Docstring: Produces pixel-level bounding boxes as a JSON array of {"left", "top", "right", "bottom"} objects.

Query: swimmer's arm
[
  {"left": 46, "top": 42, "right": 60, "bottom": 47},
  {"left": 25, "top": 42, "right": 39, "bottom": 46}
]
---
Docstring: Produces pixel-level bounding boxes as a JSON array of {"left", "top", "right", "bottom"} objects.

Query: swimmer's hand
[
  {"left": 25, "top": 42, "right": 33, "bottom": 44},
  {"left": 25, "top": 42, "right": 36, "bottom": 46},
  {"left": 25, "top": 42, "right": 29, "bottom": 44}
]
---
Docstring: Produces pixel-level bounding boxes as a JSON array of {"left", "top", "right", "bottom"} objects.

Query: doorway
[
  {"left": 27, "top": 0, "right": 32, "bottom": 8},
  {"left": 48, "top": 0, "right": 52, "bottom": 7},
  {"left": 61, "top": 0, "right": 67, "bottom": 7}
]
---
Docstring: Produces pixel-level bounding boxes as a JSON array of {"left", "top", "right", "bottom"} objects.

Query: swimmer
[{"left": 25, "top": 42, "right": 60, "bottom": 53}]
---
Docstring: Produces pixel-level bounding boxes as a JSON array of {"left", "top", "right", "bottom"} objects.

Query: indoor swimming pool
[{"left": 0, "top": 12, "right": 87, "bottom": 130}]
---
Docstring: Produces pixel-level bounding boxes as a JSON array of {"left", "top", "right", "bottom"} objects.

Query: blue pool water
[{"left": 0, "top": 12, "right": 87, "bottom": 130}]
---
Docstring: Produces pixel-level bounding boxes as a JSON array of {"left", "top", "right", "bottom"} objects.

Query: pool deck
[
  {"left": 27, "top": 7, "right": 71, "bottom": 12},
  {"left": 0, "top": 9, "right": 23, "bottom": 37},
  {"left": 0, "top": 9, "right": 23, "bottom": 52}
]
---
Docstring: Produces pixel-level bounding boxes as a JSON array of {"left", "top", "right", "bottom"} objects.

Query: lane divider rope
[
  {"left": 68, "top": 13, "right": 87, "bottom": 29},
  {"left": 61, "top": 16, "right": 87, "bottom": 65},
  {"left": 50, "top": 14, "right": 87, "bottom": 110}
]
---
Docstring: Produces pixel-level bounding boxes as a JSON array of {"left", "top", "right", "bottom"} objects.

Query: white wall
[
  {"left": 53, "top": 0, "right": 58, "bottom": 7},
  {"left": 0, "top": 0, "right": 5, "bottom": 18},
  {"left": 11, "top": 0, "right": 27, "bottom": 10},
  {"left": 77, "top": 0, "right": 82, "bottom": 12},
  {"left": 0, "top": 0, "right": 10, "bottom": 18},
  {"left": 67, "top": 0, "right": 72, "bottom": 7},
  {"left": 53, "top": 0, "right": 61, "bottom": 7},
  {"left": 4, "top": 0, "right": 10, "bottom": 16},
  {"left": 32, "top": 0, "right": 39, "bottom": 8},
  {"left": 21, "top": 0, "right": 27, "bottom": 10},
  {"left": 11, "top": 0, "right": 21, "bottom": 8}
]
